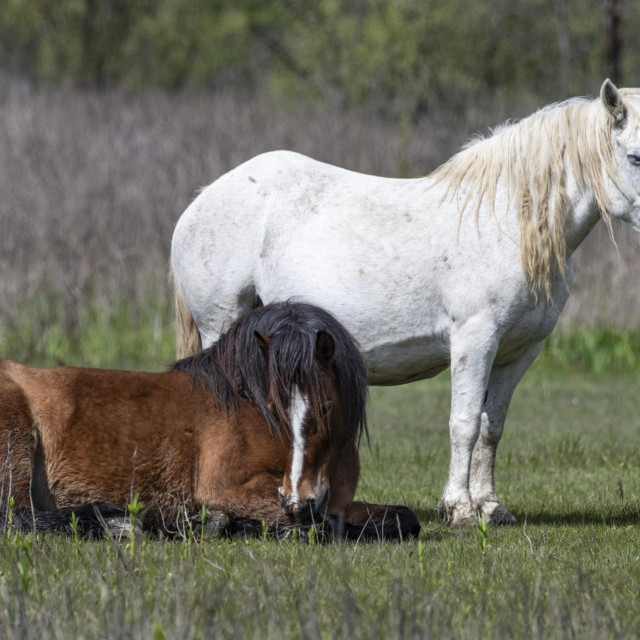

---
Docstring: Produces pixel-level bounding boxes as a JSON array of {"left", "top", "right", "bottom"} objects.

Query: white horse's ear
[{"left": 600, "top": 78, "right": 627, "bottom": 124}]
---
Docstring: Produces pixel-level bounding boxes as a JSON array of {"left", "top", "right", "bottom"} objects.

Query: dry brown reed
[{"left": 0, "top": 74, "right": 638, "bottom": 340}]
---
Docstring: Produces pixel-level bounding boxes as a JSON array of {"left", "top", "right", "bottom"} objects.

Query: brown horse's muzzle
[{"left": 278, "top": 486, "right": 330, "bottom": 522}]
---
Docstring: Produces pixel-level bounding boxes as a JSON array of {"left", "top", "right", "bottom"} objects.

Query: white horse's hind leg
[
  {"left": 437, "top": 323, "right": 499, "bottom": 526},
  {"left": 470, "top": 342, "right": 543, "bottom": 525},
  {"left": 197, "top": 289, "right": 259, "bottom": 349}
]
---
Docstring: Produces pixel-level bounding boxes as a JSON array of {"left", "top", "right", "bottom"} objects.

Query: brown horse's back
[
  {"left": 1, "top": 362, "right": 213, "bottom": 512},
  {"left": 0, "top": 360, "right": 291, "bottom": 527}
]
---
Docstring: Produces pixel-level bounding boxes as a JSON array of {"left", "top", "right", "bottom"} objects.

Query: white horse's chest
[{"left": 494, "top": 302, "right": 563, "bottom": 365}]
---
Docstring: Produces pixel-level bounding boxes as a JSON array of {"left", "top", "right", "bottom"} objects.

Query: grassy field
[
  {"left": 1, "top": 317, "right": 639, "bottom": 639},
  {"left": 5, "top": 295, "right": 640, "bottom": 374},
  {"left": 4, "top": 75, "right": 640, "bottom": 639}
]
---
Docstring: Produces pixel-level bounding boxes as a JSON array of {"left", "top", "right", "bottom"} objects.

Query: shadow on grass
[
  {"left": 412, "top": 507, "right": 440, "bottom": 525},
  {"left": 517, "top": 508, "right": 640, "bottom": 526},
  {"left": 411, "top": 506, "right": 478, "bottom": 542},
  {"left": 412, "top": 505, "right": 640, "bottom": 531}
]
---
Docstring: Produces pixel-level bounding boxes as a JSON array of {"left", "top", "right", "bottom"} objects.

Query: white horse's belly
[
  {"left": 256, "top": 227, "right": 454, "bottom": 384},
  {"left": 258, "top": 275, "right": 452, "bottom": 384},
  {"left": 256, "top": 246, "right": 562, "bottom": 385},
  {"left": 363, "top": 337, "right": 450, "bottom": 384}
]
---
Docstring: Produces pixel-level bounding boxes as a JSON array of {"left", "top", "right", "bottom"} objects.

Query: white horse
[{"left": 171, "top": 80, "right": 640, "bottom": 525}]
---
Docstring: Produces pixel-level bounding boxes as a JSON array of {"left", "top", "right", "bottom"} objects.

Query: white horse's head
[{"left": 600, "top": 79, "right": 640, "bottom": 229}]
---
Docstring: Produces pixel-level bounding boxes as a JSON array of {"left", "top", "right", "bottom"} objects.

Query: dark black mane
[{"left": 171, "top": 302, "right": 368, "bottom": 442}]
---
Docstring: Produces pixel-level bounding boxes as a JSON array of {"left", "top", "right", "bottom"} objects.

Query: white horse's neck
[{"left": 563, "top": 173, "right": 602, "bottom": 257}]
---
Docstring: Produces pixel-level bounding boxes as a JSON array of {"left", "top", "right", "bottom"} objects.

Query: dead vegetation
[{"left": 0, "top": 74, "right": 638, "bottom": 340}]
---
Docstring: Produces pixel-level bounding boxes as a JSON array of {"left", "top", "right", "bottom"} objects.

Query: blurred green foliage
[
  {"left": 2, "top": 291, "right": 640, "bottom": 375},
  {"left": 0, "top": 293, "right": 174, "bottom": 370},
  {"left": 541, "top": 327, "right": 640, "bottom": 374},
  {"left": 2, "top": 0, "right": 639, "bottom": 116}
]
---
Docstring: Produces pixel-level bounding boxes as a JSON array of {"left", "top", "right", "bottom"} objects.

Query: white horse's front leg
[
  {"left": 470, "top": 342, "right": 543, "bottom": 525},
  {"left": 437, "top": 324, "right": 499, "bottom": 526}
]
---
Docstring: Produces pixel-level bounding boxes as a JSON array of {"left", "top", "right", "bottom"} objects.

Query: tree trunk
[
  {"left": 553, "top": 0, "right": 572, "bottom": 95},
  {"left": 603, "top": 0, "right": 622, "bottom": 85}
]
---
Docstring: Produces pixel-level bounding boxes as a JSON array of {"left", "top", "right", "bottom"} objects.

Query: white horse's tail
[{"left": 174, "top": 279, "right": 202, "bottom": 359}]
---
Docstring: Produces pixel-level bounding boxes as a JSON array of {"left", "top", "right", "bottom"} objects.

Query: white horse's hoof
[
  {"left": 436, "top": 500, "right": 477, "bottom": 526},
  {"left": 473, "top": 500, "right": 518, "bottom": 526}
]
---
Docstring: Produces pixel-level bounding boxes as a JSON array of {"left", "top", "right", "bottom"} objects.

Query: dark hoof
[
  {"left": 487, "top": 506, "right": 517, "bottom": 526},
  {"left": 203, "top": 510, "right": 231, "bottom": 536},
  {"left": 344, "top": 505, "right": 421, "bottom": 541},
  {"left": 436, "top": 500, "right": 453, "bottom": 525},
  {"left": 1, "top": 502, "right": 127, "bottom": 539}
]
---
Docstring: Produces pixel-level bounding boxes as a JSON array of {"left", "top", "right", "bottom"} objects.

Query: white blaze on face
[{"left": 289, "top": 385, "right": 309, "bottom": 503}]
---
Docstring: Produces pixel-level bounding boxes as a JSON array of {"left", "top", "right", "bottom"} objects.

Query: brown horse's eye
[{"left": 321, "top": 401, "right": 333, "bottom": 417}]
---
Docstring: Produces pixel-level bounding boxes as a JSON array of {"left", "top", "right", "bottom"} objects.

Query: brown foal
[{"left": 0, "top": 303, "right": 419, "bottom": 539}]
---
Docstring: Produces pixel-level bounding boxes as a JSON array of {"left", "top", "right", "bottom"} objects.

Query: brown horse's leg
[
  {"left": 206, "top": 494, "right": 288, "bottom": 528},
  {"left": 344, "top": 501, "right": 421, "bottom": 541},
  {"left": 1, "top": 502, "right": 126, "bottom": 538},
  {"left": 325, "top": 441, "right": 360, "bottom": 533},
  {"left": 212, "top": 444, "right": 362, "bottom": 540},
  {"left": 194, "top": 471, "right": 301, "bottom": 538}
]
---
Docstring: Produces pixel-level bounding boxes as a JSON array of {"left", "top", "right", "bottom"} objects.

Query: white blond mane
[{"left": 430, "top": 96, "right": 622, "bottom": 298}]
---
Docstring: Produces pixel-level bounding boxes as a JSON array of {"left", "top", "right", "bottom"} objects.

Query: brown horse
[{"left": 0, "top": 302, "right": 419, "bottom": 539}]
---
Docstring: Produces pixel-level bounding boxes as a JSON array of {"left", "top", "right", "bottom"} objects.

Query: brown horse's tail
[{"left": 174, "top": 281, "right": 202, "bottom": 359}]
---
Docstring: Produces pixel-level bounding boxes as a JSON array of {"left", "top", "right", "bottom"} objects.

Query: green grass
[
  {"left": 1, "top": 372, "right": 640, "bottom": 637},
  {"left": 2, "top": 304, "right": 640, "bottom": 637},
  {"left": 541, "top": 327, "right": 640, "bottom": 374},
  {"left": 0, "top": 295, "right": 175, "bottom": 369},
  {"left": 4, "top": 296, "right": 640, "bottom": 374}
]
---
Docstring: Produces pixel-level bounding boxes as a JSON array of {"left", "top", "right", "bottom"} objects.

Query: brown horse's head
[
  {"left": 250, "top": 307, "right": 366, "bottom": 522},
  {"left": 173, "top": 301, "right": 368, "bottom": 522},
  {"left": 259, "top": 331, "right": 347, "bottom": 520}
]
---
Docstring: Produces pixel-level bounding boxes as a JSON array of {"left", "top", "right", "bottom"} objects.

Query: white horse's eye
[{"left": 627, "top": 153, "right": 640, "bottom": 166}]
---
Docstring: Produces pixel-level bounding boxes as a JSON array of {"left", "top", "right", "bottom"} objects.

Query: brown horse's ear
[
  {"left": 315, "top": 330, "right": 335, "bottom": 367},
  {"left": 254, "top": 331, "right": 271, "bottom": 360}
]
